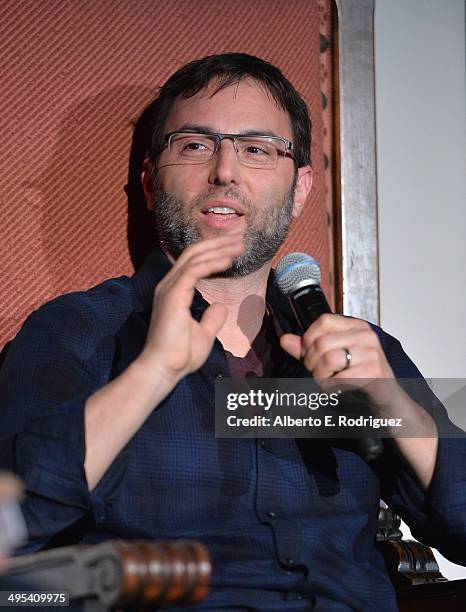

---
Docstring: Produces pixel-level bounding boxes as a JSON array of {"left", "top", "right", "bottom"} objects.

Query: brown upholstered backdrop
[{"left": 0, "top": 0, "right": 335, "bottom": 349}]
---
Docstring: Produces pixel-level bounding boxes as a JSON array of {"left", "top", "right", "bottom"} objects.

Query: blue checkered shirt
[{"left": 1, "top": 250, "right": 465, "bottom": 611}]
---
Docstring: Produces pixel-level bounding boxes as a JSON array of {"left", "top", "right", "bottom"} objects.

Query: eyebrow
[{"left": 173, "top": 123, "right": 282, "bottom": 139}]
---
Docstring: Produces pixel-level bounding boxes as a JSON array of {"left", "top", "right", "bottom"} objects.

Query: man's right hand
[
  {"left": 84, "top": 234, "right": 243, "bottom": 490},
  {"left": 139, "top": 234, "right": 244, "bottom": 386}
]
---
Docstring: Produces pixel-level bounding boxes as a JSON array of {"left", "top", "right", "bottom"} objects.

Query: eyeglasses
[{"left": 159, "top": 131, "right": 295, "bottom": 169}]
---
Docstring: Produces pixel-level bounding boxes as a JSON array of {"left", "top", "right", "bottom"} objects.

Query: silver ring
[{"left": 342, "top": 347, "right": 352, "bottom": 371}]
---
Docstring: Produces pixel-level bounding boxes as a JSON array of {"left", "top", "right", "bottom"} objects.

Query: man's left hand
[
  {"left": 280, "top": 313, "right": 394, "bottom": 380},
  {"left": 280, "top": 313, "right": 439, "bottom": 488}
]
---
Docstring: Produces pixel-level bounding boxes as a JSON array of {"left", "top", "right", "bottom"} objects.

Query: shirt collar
[{"left": 131, "top": 249, "right": 300, "bottom": 334}]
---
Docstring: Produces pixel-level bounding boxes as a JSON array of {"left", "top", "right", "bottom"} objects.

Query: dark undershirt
[{"left": 224, "top": 306, "right": 285, "bottom": 379}]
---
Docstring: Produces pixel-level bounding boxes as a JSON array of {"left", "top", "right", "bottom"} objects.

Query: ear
[
  {"left": 141, "top": 158, "right": 155, "bottom": 211},
  {"left": 292, "top": 165, "right": 313, "bottom": 219}
]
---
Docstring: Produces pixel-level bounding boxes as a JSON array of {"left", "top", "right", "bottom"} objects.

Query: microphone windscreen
[{"left": 275, "top": 252, "right": 321, "bottom": 296}]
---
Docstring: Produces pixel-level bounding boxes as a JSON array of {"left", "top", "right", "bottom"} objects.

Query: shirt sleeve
[
  {"left": 373, "top": 327, "right": 466, "bottom": 566},
  {"left": 0, "top": 296, "right": 130, "bottom": 553}
]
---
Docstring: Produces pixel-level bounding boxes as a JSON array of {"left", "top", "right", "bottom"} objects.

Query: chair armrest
[{"left": 2, "top": 539, "right": 210, "bottom": 610}]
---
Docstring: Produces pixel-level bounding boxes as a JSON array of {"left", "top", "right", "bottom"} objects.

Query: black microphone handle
[
  {"left": 289, "top": 284, "right": 332, "bottom": 332},
  {"left": 288, "top": 284, "right": 384, "bottom": 462}
]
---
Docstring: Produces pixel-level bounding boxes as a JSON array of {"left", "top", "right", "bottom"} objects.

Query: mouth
[
  {"left": 199, "top": 201, "right": 245, "bottom": 228},
  {"left": 200, "top": 201, "right": 245, "bottom": 217}
]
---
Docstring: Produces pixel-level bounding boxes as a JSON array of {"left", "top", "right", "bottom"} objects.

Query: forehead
[{"left": 164, "top": 78, "right": 293, "bottom": 139}]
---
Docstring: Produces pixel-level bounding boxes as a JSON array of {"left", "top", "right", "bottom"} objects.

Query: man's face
[{"left": 150, "top": 79, "right": 302, "bottom": 277}]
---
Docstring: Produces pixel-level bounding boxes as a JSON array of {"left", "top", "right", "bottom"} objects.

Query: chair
[
  {"left": 2, "top": 539, "right": 211, "bottom": 610},
  {"left": 334, "top": 1, "right": 466, "bottom": 607},
  {"left": 0, "top": 0, "right": 464, "bottom": 608}
]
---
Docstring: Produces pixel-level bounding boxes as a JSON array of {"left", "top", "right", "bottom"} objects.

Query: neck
[{"left": 197, "top": 262, "right": 271, "bottom": 356}]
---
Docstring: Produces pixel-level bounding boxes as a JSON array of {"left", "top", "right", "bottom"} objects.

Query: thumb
[
  {"left": 199, "top": 302, "right": 228, "bottom": 340},
  {"left": 280, "top": 333, "right": 303, "bottom": 360}
]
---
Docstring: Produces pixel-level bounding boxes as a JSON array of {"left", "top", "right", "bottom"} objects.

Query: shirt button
[
  {"left": 215, "top": 371, "right": 225, "bottom": 380},
  {"left": 286, "top": 558, "right": 294, "bottom": 565},
  {"left": 296, "top": 595, "right": 303, "bottom": 601},
  {"left": 267, "top": 511, "right": 277, "bottom": 519},
  {"left": 260, "top": 440, "right": 266, "bottom": 448}
]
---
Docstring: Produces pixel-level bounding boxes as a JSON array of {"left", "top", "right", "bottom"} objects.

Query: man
[{"left": 0, "top": 53, "right": 465, "bottom": 611}]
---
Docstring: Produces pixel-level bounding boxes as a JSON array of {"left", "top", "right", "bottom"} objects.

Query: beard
[{"left": 151, "top": 174, "right": 297, "bottom": 278}]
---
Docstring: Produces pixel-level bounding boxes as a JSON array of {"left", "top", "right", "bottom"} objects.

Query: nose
[{"left": 208, "top": 138, "right": 242, "bottom": 186}]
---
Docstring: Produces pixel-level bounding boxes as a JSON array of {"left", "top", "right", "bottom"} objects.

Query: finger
[
  {"left": 199, "top": 302, "right": 228, "bottom": 340},
  {"left": 309, "top": 343, "right": 393, "bottom": 380},
  {"left": 159, "top": 254, "right": 240, "bottom": 309},
  {"left": 175, "top": 233, "right": 244, "bottom": 267},
  {"left": 182, "top": 241, "right": 244, "bottom": 272},
  {"left": 159, "top": 240, "right": 244, "bottom": 292},
  {"left": 307, "top": 346, "right": 354, "bottom": 379},
  {"left": 302, "top": 314, "right": 370, "bottom": 348},
  {"left": 279, "top": 333, "right": 303, "bottom": 360},
  {"left": 302, "top": 329, "right": 374, "bottom": 373},
  {"left": 170, "top": 244, "right": 244, "bottom": 290}
]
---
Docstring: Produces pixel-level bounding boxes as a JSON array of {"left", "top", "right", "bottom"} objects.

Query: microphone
[{"left": 275, "top": 252, "right": 383, "bottom": 462}]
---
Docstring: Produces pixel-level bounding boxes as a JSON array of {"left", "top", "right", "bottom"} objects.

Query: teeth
[{"left": 207, "top": 206, "right": 237, "bottom": 214}]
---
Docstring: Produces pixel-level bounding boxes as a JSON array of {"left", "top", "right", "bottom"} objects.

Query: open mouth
[
  {"left": 199, "top": 204, "right": 246, "bottom": 228},
  {"left": 202, "top": 206, "right": 244, "bottom": 219},
  {"left": 199, "top": 198, "right": 246, "bottom": 230}
]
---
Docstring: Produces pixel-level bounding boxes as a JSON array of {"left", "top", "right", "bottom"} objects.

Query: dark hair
[{"left": 147, "top": 53, "right": 311, "bottom": 168}]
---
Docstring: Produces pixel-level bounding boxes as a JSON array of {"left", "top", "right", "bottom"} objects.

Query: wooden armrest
[
  {"left": 377, "top": 505, "right": 466, "bottom": 610},
  {"left": 378, "top": 539, "right": 466, "bottom": 611},
  {"left": 2, "top": 539, "right": 210, "bottom": 609}
]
